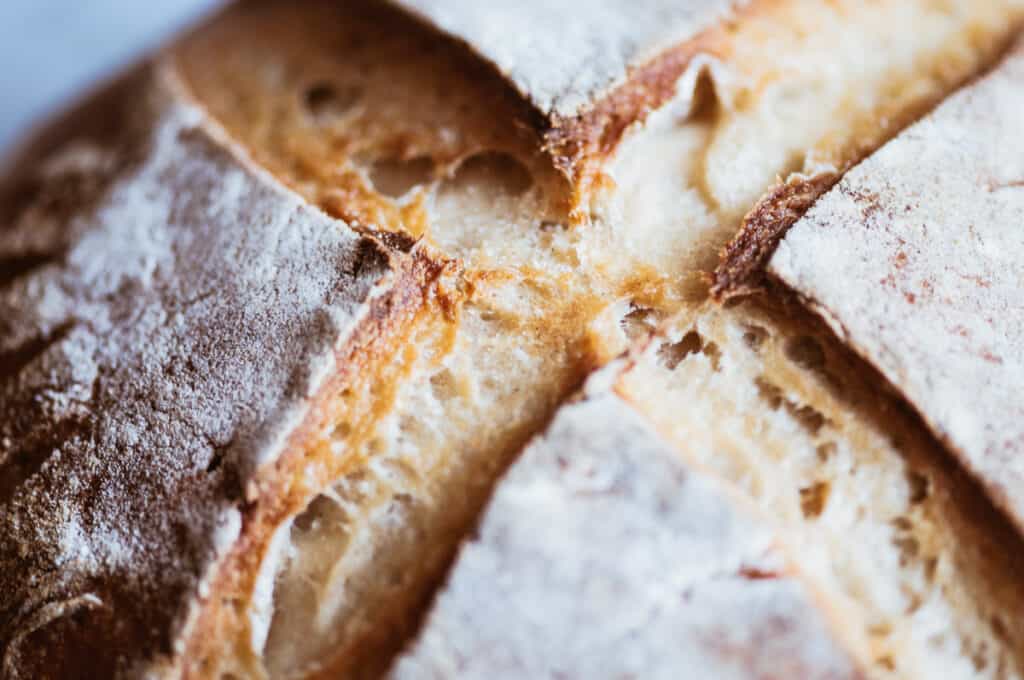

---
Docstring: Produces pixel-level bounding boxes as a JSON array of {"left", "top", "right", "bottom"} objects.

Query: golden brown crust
[
  {"left": 9, "top": 1, "right": 1024, "bottom": 677},
  {"left": 180, "top": 246, "right": 450, "bottom": 678},
  {"left": 0, "top": 59, "right": 432, "bottom": 679},
  {"left": 710, "top": 27, "right": 1023, "bottom": 301},
  {"left": 387, "top": 0, "right": 765, "bottom": 219},
  {"left": 766, "top": 36, "right": 1024, "bottom": 537},
  {"left": 172, "top": 0, "right": 566, "bottom": 232},
  {"left": 710, "top": 171, "right": 840, "bottom": 300},
  {"left": 542, "top": 31, "right": 727, "bottom": 220}
]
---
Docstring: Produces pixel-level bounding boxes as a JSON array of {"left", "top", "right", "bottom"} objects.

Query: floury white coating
[
  {"left": 771, "top": 38, "right": 1024, "bottom": 533},
  {"left": 391, "top": 372, "right": 861, "bottom": 679},
  {"left": 390, "top": 0, "right": 742, "bottom": 117},
  {"left": 0, "top": 66, "right": 393, "bottom": 676}
]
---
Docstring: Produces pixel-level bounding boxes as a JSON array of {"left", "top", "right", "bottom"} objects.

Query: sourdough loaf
[
  {"left": 0, "top": 64, "right": 442, "bottom": 678},
  {"left": 3, "top": 0, "right": 1024, "bottom": 678}
]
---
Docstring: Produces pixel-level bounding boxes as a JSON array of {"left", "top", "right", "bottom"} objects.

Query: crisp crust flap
[
  {"left": 0, "top": 65, "right": 394, "bottom": 677},
  {"left": 390, "top": 373, "right": 862, "bottom": 679},
  {"left": 768, "top": 39, "right": 1024, "bottom": 533},
  {"left": 389, "top": 0, "right": 740, "bottom": 205},
  {"left": 390, "top": 0, "right": 736, "bottom": 118}
]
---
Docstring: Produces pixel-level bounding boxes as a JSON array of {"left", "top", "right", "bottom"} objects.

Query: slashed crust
[
  {"left": 767, "top": 38, "right": 1024, "bottom": 534},
  {"left": 390, "top": 368, "right": 864, "bottom": 680},
  {"left": 389, "top": 0, "right": 744, "bottom": 214},
  {"left": 389, "top": 0, "right": 740, "bottom": 119},
  {"left": 0, "top": 62, "right": 439, "bottom": 678},
  {"left": 6, "top": 0, "right": 1024, "bottom": 677},
  {"left": 173, "top": 0, "right": 566, "bottom": 233},
  {"left": 710, "top": 25, "right": 1024, "bottom": 300}
]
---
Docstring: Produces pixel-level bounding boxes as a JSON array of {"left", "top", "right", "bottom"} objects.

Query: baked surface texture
[
  {"left": 3, "top": 0, "right": 1024, "bottom": 677},
  {"left": 388, "top": 0, "right": 746, "bottom": 210},
  {"left": 770, "top": 37, "right": 1024, "bottom": 533},
  {"left": 0, "top": 66, "right": 397, "bottom": 678},
  {"left": 391, "top": 371, "right": 862, "bottom": 680},
  {"left": 389, "top": 0, "right": 736, "bottom": 117}
]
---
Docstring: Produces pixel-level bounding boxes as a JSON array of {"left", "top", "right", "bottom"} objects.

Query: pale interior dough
[{"left": 172, "top": 0, "right": 1024, "bottom": 677}]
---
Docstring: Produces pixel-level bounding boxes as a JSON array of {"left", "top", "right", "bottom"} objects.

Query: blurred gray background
[{"left": 0, "top": 0, "right": 221, "bottom": 157}]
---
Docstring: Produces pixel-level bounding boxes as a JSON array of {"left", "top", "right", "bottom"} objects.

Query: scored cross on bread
[{"left": 2, "top": 1, "right": 1024, "bottom": 679}]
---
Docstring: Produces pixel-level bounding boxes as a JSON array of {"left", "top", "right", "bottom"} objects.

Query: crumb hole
[
  {"left": 876, "top": 655, "right": 896, "bottom": 672},
  {"left": 293, "top": 512, "right": 316, "bottom": 533},
  {"left": 799, "top": 481, "right": 830, "bottom": 518},
  {"left": 370, "top": 156, "right": 436, "bottom": 198},
  {"left": 755, "top": 376, "right": 827, "bottom": 434},
  {"left": 816, "top": 441, "right": 837, "bottom": 461},
  {"left": 785, "top": 335, "right": 826, "bottom": 371},
  {"left": 972, "top": 643, "right": 989, "bottom": 671},
  {"left": 923, "top": 557, "right": 938, "bottom": 582},
  {"left": 991, "top": 616, "right": 1009, "bottom": 642},
  {"left": 755, "top": 377, "right": 783, "bottom": 409},
  {"left": 444, "top": 151, "right": 533, "bottom": 197},
  {"left": 294, "top": 494, "right": 337, "bottom": 533},
  {"left": 906, "top": 470, "right": 930, "bottom": 504},
  {"left": 702, "top": 341, "right": 722, "bottom": 371},
  {"left": 891, "top": 516, "right": 913, "bottom": 531},
  {"left": 904, "top": 589, "right": 923, "bottom": 615},
  {"left": 657, "top": 331, "right": 702, "bottom": 370},
  {"left": 791, "top": 404, "right": 826, "bottom": 434},
  {"left": 894, "top": 536, "right": 920, "bottom": 565},
  {"left": 868, "top": 621, "right": 893, "bottom": 637},
  {"left": 686, "top": 69, "right": 720, "bottom": 123},
  {"left": 367, "top": 437, "right": 386, "bottom": 456},
  {"left": 303, "top": 81, "right": 361, "bottom": 121},
  {"left": 430, "top": 368, "right": 458, "bottom": 401},
  {"left": 621, "top": 305, "right": 659, "bottom": 342},
  {"left": 742, "top": 324, "right": 768, "bottom": 352},
  {"left": 332, "top": 421, "right": 352, "bottom": 440}
]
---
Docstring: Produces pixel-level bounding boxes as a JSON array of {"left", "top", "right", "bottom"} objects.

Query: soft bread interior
[
  {"left": 172, "top": 0, "right": 1024, "bottom": 677},
  {"left": 618, "top": 300, "right": 1024, "bottom": 680}
]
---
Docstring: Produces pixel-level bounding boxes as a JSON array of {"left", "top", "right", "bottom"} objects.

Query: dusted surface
[
  {"left": 771, "top": 40, "right": 1024, "bottom": 531},
  {"left": 390, "top": 0, "right": 740, "bottom": 117},
  {"left": 392, "top": 371, "right": 861, "bottom": 679},
  {"left": 0, "top": 67, "right": 391, "bottom": 677}
]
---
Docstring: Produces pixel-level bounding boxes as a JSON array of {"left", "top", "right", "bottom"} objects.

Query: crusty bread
[
  {"left": 769, "top": 37, "right": 1024, "bottom": 535},
  {"left": 391, "top": 367, "right": 864, "bottom": 680},
  {"left": 4, "top": 1, "right": 1024, "bottom": 678},
  {"left": 0, "top": 64, "right": 441, "bottom": 678},
  {"left": 615, "top": 298, "right": 1024, "bottom": 679}
]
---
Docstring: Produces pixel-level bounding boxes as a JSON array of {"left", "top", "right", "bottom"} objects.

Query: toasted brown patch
[
  {"left": 180, "top": 245, "right": 451, "bottom": 679},
  {"left": 710, "top": 171, "right": 839, "bottom": 301}
]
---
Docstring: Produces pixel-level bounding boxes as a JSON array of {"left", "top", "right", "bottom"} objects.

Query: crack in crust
[
  {"left": 710, "top": 171, "right": 840, "bottom": 301},
  {"left": 0, "top": 62, "right": 430, "bottom": 679}
]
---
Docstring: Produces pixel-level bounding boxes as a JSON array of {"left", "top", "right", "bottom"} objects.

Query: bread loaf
[{"left": 3, "top": 0, "right": 1024, "bottom": 678}]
